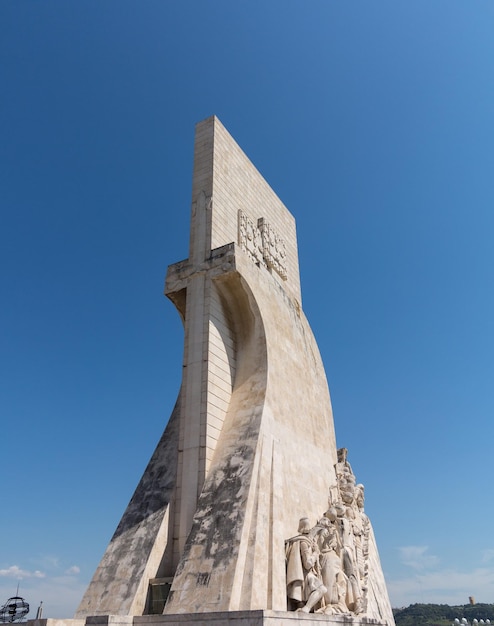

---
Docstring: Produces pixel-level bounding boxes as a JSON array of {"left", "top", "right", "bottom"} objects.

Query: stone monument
[{"left": 63, "top": 116, "right": 394, "bottom": 625}]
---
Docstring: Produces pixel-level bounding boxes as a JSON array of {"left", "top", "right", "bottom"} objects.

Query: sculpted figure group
[{"left": 285, "top": 448, "right": 370, "bottom": 616}]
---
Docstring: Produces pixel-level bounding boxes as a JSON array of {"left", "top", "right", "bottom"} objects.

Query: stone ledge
[
  {"left": 27, "top": 613, "right": 390, "bottom": 626},
  {"left": 25, "top": 620, "right": 86, "bottom": 626},
  {"left": 139, "top": 612, "right": 386, "bottom": 625}
]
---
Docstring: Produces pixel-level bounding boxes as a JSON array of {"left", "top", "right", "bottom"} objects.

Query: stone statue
[
  {"left": 335, "top": 447, "right": 356, "bottom": 505},
  {"left": 353, "top": 484, "right": 370, "bottom": 599},
  {"left": 338, "top": 505, "right": 364, "bottom": 614},
  {"left": 285, "top": 518, "right": 327, "bottom": 613},
  {"left": 317, "top": 519, "right": 348, "bottom": 615},
  {"left": 286, "top": 449, "right": 371, "bottom": 617}
]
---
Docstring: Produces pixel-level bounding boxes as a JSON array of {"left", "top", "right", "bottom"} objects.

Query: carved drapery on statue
[{"left": 285, "top": 448, "right": 371, "bottom": 617}]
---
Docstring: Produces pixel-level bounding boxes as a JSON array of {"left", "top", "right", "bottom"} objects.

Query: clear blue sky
[{"left": 1, "top": 0, "right": 494, "bottom": 617}]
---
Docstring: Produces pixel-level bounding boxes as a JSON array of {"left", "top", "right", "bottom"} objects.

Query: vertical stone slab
[{"left": 163, "top": 119, "right": 339, "bottom": 613}]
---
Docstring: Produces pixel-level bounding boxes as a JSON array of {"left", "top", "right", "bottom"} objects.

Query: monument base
[{"left": 26, "top": 614, "right": 390, "bottom": 626}]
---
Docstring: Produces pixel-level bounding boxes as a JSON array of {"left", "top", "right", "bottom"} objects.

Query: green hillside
[{"left": 393, "top": 603, "right": 494, "bottom": 626}]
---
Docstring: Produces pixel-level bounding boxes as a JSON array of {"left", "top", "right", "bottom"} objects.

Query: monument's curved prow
[{"left": 73, "top": 116, "right": 395, "bottom": 625}]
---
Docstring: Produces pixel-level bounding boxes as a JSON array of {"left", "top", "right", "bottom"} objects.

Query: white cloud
[
  {"left": 482, "top": 549, "right": 494, "bottom": 563},
  {"left": 64, "top": 566, "right": 80, "bottom": 575},
  {"left": 388, "top": 567, "right": 494, "bottom": 608},
  {"left": 0, "top": 569, "right": 86, "bottom": 619},
  {"left": 40, "top": 556, "right": 60, "bottom": 570},
  {"left": 390, "top": 546, "right": 494, "bottom": 606},
  {"left": 398, "top": 545, "right": 439, "bottom": 571},
  {"left": 0, "top": 566, "right": 45, "bottom": 580}
]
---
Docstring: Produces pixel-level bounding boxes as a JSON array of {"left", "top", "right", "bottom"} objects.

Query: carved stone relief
[
  {"left": 238, "top": 210, "right": 264, "bottom": 266},
  {"left": 285, "top": 448, "right": 370, "bottom": 616},
  {"left": 258, "top": 218, "right": 288, "bottom": 280},
  {"left": 238, "top": 210, "right": 287, "bottom": 280}
]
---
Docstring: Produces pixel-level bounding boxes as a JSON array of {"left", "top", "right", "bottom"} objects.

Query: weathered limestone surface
[{"left": 72, "top": 117, "right": 395, "bottom": 625}]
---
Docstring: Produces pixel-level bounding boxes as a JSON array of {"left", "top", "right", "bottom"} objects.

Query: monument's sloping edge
[{"left": 75, "top": 397, "right": 181, "bottom": 617}]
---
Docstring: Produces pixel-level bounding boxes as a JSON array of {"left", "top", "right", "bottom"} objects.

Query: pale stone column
[{"left": 177, "top": 271, "right": 209, "bottom": 555}]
